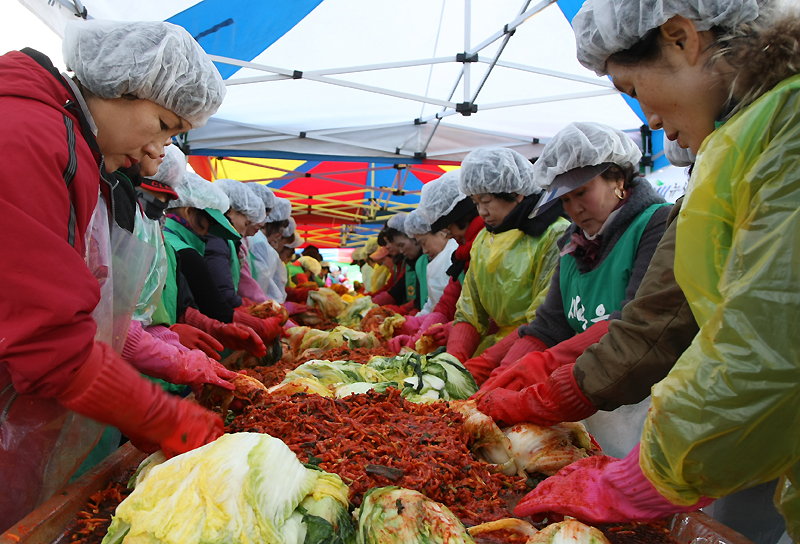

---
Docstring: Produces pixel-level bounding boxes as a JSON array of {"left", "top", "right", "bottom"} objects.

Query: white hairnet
[
  {"left": 404, "top": 209, "right": 431, "bottom": 236},
  {"left": 168, "top": 171, "right": 230, "bottom": 212},
  {"left": 418, "top": 170, "right": 468, "bottom": 225},
  {"left": 663, "top": 133, "right": 696, "bottom": 167},
  {"left": 386, "top": 213, "right": 407, "bottom": 234},
  {"left": 145, "top": 144, "right": 185, "bottom": 187},
  {"left": 534, "top": 122, "right": 642, "bottom": 188},
  {"left": 282, "top": 217, "right": 297, "bottom": 238},
  {"left": 247, "top": 183, "right": 276, "bottom": 213},
  {"left": 212, "top": 179, "right": 266, "bottom": 224},
  {"left": 459, "top": 148, "right": 538, "bottom": 197},
  {"left": 266, "top": 198, "right": 292, "bottom": 223},
  {"left": 365, "top": 238, "right": 379, "bottom": 255},
  {"left": 63, "top": 20, "right": 226, "bottom": 127},
  {"left": 573, "top": 0, "right": 760, "bottom": 75}
]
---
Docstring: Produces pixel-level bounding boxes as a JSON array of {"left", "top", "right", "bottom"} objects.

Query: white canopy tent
[{"left": 20, "top": 0, "right": 645, "bottom": 163}]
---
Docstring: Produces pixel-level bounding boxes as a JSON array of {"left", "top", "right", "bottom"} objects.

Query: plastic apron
[
  {"left": 131, "top": 210, "right": 168, "bottom": 327},
  {"left": 0, "top": 193, "right": 154, "bottom": 532},
  {"left": 426, "top": 239, "right": 458, "bottom": 308},
  {"left": 560, "top": 204, "right": 667, "bottom": 459}
]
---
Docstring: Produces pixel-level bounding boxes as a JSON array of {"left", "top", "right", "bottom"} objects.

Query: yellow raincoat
[
  {"left": 640, "top": 74, "right": 800, "bottom": 539},
  {"left": 454, "top": 219, "right": 568, "bottom": 346},
  {"left": 370, "top": 264, "right": 391, "bottom": 293}
]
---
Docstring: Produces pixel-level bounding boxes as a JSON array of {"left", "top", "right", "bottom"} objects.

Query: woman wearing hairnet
[
  {"left": 389, "top": 209, "right": 459, "bottom": 352},
  {"left": 144, "top": 164, "right": 265, "bottom": 362},
  {"left": 513, "top": 1, "right": 800, "bottom": 540},
  {"left": 470, "top": 123, "right": 669, "bottom": 393},
  {"left": 404, "top": 209, "right": 458, "bottom": 313},
  {"left": 392, "top": 170, "right": 486, "bottom": 352},
  {"left": 163, "top": 173, "right": 282, "bottom": 347},
  {"left": 0, "top": 20, "right": 228, "bottom": 530},
  {"left": 204, "top": 178, "right": 266, "bottom": 308},
  {"left": 446, "top": 148, "right": 569, "bottom": 367},
  {"left": 373, "top": 213, "right": 429, "bottom": 313}
]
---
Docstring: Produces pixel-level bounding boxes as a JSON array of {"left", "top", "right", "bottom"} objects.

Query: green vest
[
  {"left": 561, "top": 204, "right": 668, "bottom": 333},
  {"left": 405, "top": 255, "right": 428, "bottom": 306},
  {"left": 151, "top": 238, "right": 179, "bottom": 326},
  {"left": 228, "top": 240, "right": 241, "bottom": 291},
  {"left": 163, "top": 218, "right": 206, "bottom": 254},
  {"left": 156, "top": 218, "right": 206, "bottom": 325}
]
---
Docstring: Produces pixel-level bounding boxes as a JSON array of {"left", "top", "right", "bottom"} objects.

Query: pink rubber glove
[
  {"left": 514, "top": 444, "right": 714, "bottom": 522},
  {"left": 405, "top": 311, "right": 447, "bottom": 339},
  {"left": 59, "top": 341, "right": 225, "bottom": 459},
  {"left": 182, "top": 307, "right": 266, "bottom": 357},
  {"left": 123, "top": 320, "right": 237, "bottom": 390},
  {"left": 447, "top": 322, "right": 481, "bottom": 364},
  {"left": 389, "top": 335, "right": 415, "bottom": 353},
  {"left": 481, "top": 321, "right": 609, "bottom": 393},
  {"left": 397, "top": 313, "right": 426, "bottom": 335},
  {"left": 463, "top": 332, "right": 523, "bottom": 386},
  {"left": 424, "top": 321, "right": 453, "bottom": 345},
  {"left": 476, "top": 363, "right": 597, "bottom": 426},
  {"left": 283, "top": 301, "right": 309, "bottom": 315}
]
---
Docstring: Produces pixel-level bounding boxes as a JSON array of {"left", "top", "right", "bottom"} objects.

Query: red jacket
[
  {"left": 0, "top": 50, "right": 104, "bottom": 397},
  {"left": 432, "top": 215, "right": 485, "bottom": 320}
]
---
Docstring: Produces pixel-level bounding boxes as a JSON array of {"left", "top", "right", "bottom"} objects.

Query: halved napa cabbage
[{"left": 103, "top": 433, "right": 353, "bottom": 544}]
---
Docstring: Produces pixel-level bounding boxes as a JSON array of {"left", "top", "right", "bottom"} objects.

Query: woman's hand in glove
[
  {"left": 513, "top": 444, "right": 714, "bottom": 522},
  {"left": 232, "top": 312, "right": 284, "bottom": 344},
  {"left": 169, "top": 324, "right": 224, "bottom": 359}
]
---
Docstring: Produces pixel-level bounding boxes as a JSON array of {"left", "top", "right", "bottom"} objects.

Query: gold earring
[{"left": 615, "top": 187, "right": 626, "bottom": 200}]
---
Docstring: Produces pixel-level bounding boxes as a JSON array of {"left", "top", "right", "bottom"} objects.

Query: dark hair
[
  {"left": 600, "top": 164, "right": 638, "bottom": 190},
  {"left": 492, "top": 192, "right": 520, "bottom": 203},
  {"left": 263, "top": 219, "right": 289, "bottom": 237},
  {"left": 451, "top": 207, "right": 480, "bottom": 231},
  {"left": 378, "top": 227, "right": 401, "bottom": 245}
]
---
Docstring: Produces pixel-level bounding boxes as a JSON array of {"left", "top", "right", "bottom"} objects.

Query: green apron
[
  {"left": 248, "top": 248, "right": 258, "bottom": 281},
  {"left": 151, "top": 238, "right": 179, "bottom": 326},
  {"left": 414, "top": 255, "right": 429, "bottom": 307},
  {"left": 155, "top": 218, "right": 206, "bottom": 326},
  {"left": 228, "top": 240, "right": 241, "bottom": 291},
  {"left": 561, "top": 204, "right": 668, "bottom": 333}
]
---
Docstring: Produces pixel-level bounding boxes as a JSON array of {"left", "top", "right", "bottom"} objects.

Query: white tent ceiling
[{"left": 21, "top": 0, "right": 644, "bottom": 163}]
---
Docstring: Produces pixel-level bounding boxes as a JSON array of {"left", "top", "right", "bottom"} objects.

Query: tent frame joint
[
  {"left": 456, "top": 52, "right": 479, "bottom": 63},
  {"left": 456, "top": 102, "right": 478, "bottom": 116}
]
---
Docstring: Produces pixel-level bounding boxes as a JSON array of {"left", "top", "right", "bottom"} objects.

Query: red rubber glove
[
  {"left": 463, "top": 332, "right": 523, "bottom": 386},
  {"left": 476, "top": 364, "right": 597, "bottom": 426},
  {"left": 498, "top": 333, "right": 549, "bottom": 368},
  {"left": 371, "top": 291, "right": 396, "bottom": 306},
  {"left": 481, "top": 321, "right": 610, "bottom": 393},
  {"left": 169, "top": 324, "right": 224, "bottom": 359},
  {"left": 182, "top": 307, "right": 266, "bottom": 357},
  {"left": 286, "top": 287, "right": 311, "bottom": 304},
  {"left": 58, "top": 341, "right": 224, "bottom": 458},
  {"left": 447, "top": 322, "right": 482, "bottom": 364},
  {"left": 399, "top": 301, "right": 416, "bottom": 315},
  {"left": 282, "top": 301, "right": 308, "bottom": 315},
  {"left": 240, "top": 297, "right": 256, "bottom": 307},
  {"left": 513, "top": 444, "right": 714, "bottom": 522},
  {"left": 232, "top": 312, "right": 284, "bottom": 344}
]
